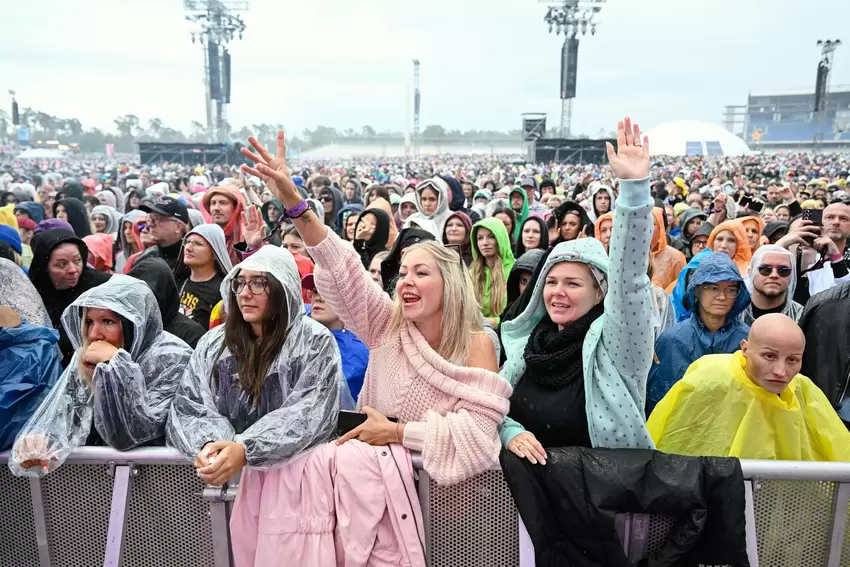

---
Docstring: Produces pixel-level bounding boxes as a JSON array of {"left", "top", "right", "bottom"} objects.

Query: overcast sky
[{"left": 2, "top": 0, "right": 848, "bottom": 138}]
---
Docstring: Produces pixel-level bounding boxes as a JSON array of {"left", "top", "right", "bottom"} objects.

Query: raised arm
[
  {"left": 240, "top": 131, "right": 393, "bottom": 346},
  {"left": 602, "top": 118, "right": 654, "bottom": 402},
  {"left": 92, "top": 337, "right": 190, "bottom": 450}
]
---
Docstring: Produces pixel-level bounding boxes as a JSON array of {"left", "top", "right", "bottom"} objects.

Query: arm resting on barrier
[{"left": 92, "top": 349, "right": 182, "bottom": 450}]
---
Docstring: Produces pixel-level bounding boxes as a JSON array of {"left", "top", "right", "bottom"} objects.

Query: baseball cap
[
  {"left": 301, "top": 273, "right": 315, "bottom": 291},
  {"left": 140, "top": 196, "right": 189, "bottom": 225},
  {"left": 519, "top": 177, "right": 537, "bottom": 189}
]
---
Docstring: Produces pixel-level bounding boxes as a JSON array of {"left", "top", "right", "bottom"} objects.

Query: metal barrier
[{"left": 1, "top": 448, "right": 849, "bottom": 567}]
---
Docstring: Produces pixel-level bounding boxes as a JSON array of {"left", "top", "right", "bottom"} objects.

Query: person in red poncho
[{"left": 202, "top": 186, "right": 245, "bottom": 266}]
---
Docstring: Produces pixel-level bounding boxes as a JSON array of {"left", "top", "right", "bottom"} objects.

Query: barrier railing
[{"left": 1, "top": 448, "right": 849, "bottom": 567}]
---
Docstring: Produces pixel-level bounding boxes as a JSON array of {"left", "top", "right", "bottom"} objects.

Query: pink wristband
[{"left": 830, "top": 253, "right": 843, "bottom": 263}]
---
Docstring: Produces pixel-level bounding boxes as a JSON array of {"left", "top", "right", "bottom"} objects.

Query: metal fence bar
[
  {"left": 103, "top": 464, "right": 134, "bottom": 567},
  {"left": 518, "top": 514, "right": 535, "bottom": 567},
  {"left": 417, "top": 467, "right": 432, "bottom": 566},
  {"left": 208, "top": 500, "right": 232, "bottom": 567},
  {"left": 826, "top": 482, "right": 850, "bottom": 567},
  {"left": 28, "top": 477, "right": 51, "bottom": 567},
  {"left": 744, "top": 480, "right": 760, "bottom": 567}
]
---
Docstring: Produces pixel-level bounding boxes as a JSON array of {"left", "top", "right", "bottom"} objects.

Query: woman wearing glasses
[
  {"left": 240, "top": 132, "right": 511, "bottom": 486},
  {"left": 167, "top": 245, "right": 352, "bottom": 564},
  {"left": 646, "top": 251, "right": 751, "bottom": 415}
]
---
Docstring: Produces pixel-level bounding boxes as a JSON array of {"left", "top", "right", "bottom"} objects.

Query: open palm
[
  {"left": 240, "top": 131, "right": 300, "bottom": 203},
  {"left": 606, "top": 117, "right": 650, "bottom": 180}
]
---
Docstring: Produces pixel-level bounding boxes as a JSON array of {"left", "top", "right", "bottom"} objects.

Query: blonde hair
[
  {"left": 470, "top": 231, "right": 508, "bottom": 317},
  {"left": 385, "top": 241, "right": 482, "bottom": 365}
]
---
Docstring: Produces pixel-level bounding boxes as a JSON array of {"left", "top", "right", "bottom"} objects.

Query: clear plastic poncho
[
  {"left": 166, "top": 245, "right": 352, "bottom": 469},
  {"left": 9, "top": 275, "right": 192, "bottom": 477}
]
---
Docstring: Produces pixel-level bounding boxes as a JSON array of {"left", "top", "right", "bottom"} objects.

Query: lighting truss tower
[
  {"left": 184, "top": 0, "right": 249, "bottom": 143},
  {"left": 413, "top": 59, "right": 421, "bottom": 157},
  {"left": 813, "top": 39, "right": 841, "bottom": 151},
  {"left": 541, "top": 0, "right": 606, "bottom": 138}
]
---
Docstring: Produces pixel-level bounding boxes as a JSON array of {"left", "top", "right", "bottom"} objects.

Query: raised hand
[
  {"left": 241, "top": 205, "right": 266, "bottom": 250},
  {"left": 606, "top": 117, "right": 650, "bottom": 181},
  {"left": 240, "top": 131, "right": 300, "bottom": 205}
]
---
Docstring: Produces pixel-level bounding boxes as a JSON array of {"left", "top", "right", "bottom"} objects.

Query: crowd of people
[{"left": 1, "top": 117, "right": 850, "bottom": 564}]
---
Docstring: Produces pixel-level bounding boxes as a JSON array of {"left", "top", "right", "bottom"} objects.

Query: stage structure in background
[
  {"left": 541, "top": 0, "right": 606, "bottom": 138},
  {"left": 412, "top": 59, "right": 421, "bottom": 157},
  {"left": 184, "top": 0, "right": 248, "bottom": 144},
  {"left": 521, "top": 113, "right": 547, "bottom": 162},
  {"left": 814, "top": 39, "right": 842, "bottom": 151},
  {"left": 534, "top": 138, "right": 613, "bottom": 165},
  {"left": 138, "top": 142, "right": 229, "bottom": 165}
]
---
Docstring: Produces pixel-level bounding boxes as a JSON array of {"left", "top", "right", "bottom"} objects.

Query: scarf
[{"left": 523, "top": 301, "right": 604, "bottom": 389}]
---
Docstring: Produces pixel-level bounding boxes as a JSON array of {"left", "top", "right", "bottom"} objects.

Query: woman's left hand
[
  {"left": 606, "top": 117, "right": 650, "bottom": 180},
  {"left": 197, "top": 440, "right": 247, "bottom": 487},
  {"left": 83, "top": 341, "right": 119, "bottom": 365},
  {"left": 336, "top": 407, "right": 400, "bottom": 446}
]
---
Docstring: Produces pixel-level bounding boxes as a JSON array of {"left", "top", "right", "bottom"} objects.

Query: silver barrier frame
[{"left": 2, "top": 448, "right": 850, "bottom": 567}]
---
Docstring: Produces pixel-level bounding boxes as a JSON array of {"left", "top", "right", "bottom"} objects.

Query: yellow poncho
[{"left": 647, "top": 352, "right": 850, "bottom": 461}]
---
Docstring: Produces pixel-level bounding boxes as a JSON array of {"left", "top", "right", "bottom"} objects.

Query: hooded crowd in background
[{"left": 2, "top": 145, "right": 850, "bottom": 565}]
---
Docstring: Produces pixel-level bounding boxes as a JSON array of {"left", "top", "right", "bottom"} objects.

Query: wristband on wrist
[
  {"left": 285, "top": 200, "right": 309, "bottom": 219},
  {"left": 830, "top": 253, "right": 843, "bottom": 263}
]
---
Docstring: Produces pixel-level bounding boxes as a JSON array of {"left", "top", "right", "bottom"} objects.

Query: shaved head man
[
  {"left": 740, "top": 314, "right": 804, "bottom": 395},
  {"left": 648, "top": 313, "right": 850, "bottom": 461}
]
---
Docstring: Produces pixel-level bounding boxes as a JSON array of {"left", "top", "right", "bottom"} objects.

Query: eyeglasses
[
  {"left": 701, "top": 284, "right": 740, "bottom": 298},
  {"left": 135, "top": 223, "right": 148, "bottom": 232},
  {"left": 757, "top": 265, "right": 792, "bottom": 278},
  {"left": 183, "top": 238, "right": 208, "bottom": 249},
  {"left": 230, "top": 278, "right": 269, "bottom": 295},
  {"left": 692, "top": 240, "right": 707, "bottom": 250}
]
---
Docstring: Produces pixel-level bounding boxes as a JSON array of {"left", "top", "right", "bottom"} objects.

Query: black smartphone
[
  {"left": 788, "top": 201, "right": 803, "bottom": 218},
  {"left": 337, "top": 410, "right": 397, "bottom": 436},
  {"left": 802, "top": 209, "right": 823, "bottom": 227},
  {"left": 749, "top": 200, "right": 764, "bottom": 213},
  {"left": 738, "top": 195, "right": 752, "bottom": 207}
]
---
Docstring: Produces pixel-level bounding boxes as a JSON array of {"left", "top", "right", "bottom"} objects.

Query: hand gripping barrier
[{"left": 1, "top": 448, "right": 849, "bottom": 567}]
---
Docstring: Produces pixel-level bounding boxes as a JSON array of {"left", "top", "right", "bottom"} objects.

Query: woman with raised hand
[
  {"left": 240, "top": 132, "right": 512, "bottom": 485},
  {"left": 500, "top": 117, "right": 656, "bottom": 466}
]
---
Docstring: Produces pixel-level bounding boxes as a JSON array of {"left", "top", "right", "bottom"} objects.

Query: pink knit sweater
[{"left": 308, "top": 228, "right": 512, "bottom": 485}]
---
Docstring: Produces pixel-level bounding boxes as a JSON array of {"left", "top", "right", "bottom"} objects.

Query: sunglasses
[
  {"left": 757, "top": 265, "right": 792, "bottom": 278},
  {"left": 135, "top": 223, "right": 148, "bottom": 232},
  {"left": 319, "top": 195, "right": 334, "bottom": 203}
]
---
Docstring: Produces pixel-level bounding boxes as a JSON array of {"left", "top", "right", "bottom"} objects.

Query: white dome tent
[{"left": 644, "top": 120, "right": 752, "bottom": 156}]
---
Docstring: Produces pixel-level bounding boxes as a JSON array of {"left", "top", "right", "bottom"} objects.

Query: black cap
[{"left": 141, "top": 196, "right": 189, "bottom": 225}]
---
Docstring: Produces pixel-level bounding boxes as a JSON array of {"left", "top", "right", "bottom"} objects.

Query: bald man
[{"left": 648, "top": 314, "right": 850, "bottom": 461}]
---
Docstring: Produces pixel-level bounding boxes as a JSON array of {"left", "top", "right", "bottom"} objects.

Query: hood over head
[
  {"left": 677, "top": 208, "right": 708, "bottom": 241},
  {"left": 737, "top": 215, "right": 765, "bottom": 252},
  {"left": 261, "top": 198, "right": 284, "bottom": 231},
  {"left": 184, "top": 223, "right": 234, "bottom": 276},
  {"left": 0, "top": 257, "right": 51, "bottom": 327},
  {"left": 409, "top": 177, "right": 452, "bottom": 234},
  {"left": 507, "top": 187, "right": 530, "bottom": 240},
  {"left": 355, "top": 208, "right": 392, "bottom": 251},
  {"left": 119, "top": 210, "right": 146, "bottom": 257},
  {"left": 336, "top": 203, "right": 365, "bottom": 236},
  {"left": 707, "top": 220, "right": 752, "bottom": 274},
  {"left": 515, "top": 215, "right": 550, "bottom": 257},
  {"left": 553, "top": 200, "right": 593, "bottom": 241},
  {"left": 201, "top": 186, "right": 245, "bottom": 239},
  {"left": 471, "top": 217, "right": 516, "bottom": 269},
  {"left": 221, "top": 244, "right": 304, "bottom": 333},
  {"left": 379, "top": 227, "right": 437, "bottom": 294},
  {"left": 506, "top": 248, "right": 546, "bottom": 306},
  {"left": 95, "top": 190, "right": 117, "bottom": 209},
  {"left": 90, "top": 204, "right": 118, "bottom": 234},
  {"left": 763, "top": 220, "right": 789, "bottom": 242},
  {"left": 15, "top": 201, "right": 45, "bottom": 223},
  {"left": 442, "top": 210, "right": 473, "bottom": 241},
  {"left": 366, "top": 197, "right": 398, "bottom": 248},
  {"left": 57, "top": 182, "right": 84, "bottom": 202},
  {"left": 127, "top": 257, "right": 180, "bottom": 324},
  {"left": 650, "top": 207, "right": 668, "bottom": 255},
  {"left": 685, "top": 251, "right": 750, "bottom": 322},
  {"left": 62, "top": 274, "right": 163, "bottom": 359},
  {"left": 0, "top": 225, "right": 22, "bottom": 254},
  {"left": 586, "top": 182, "right": 617, "bottom": 222},
  {"left": 54, "top": 198, "right": 91, "bottom": 238},
  {"left": 744, "top": 244, "right": 797, "bottom": 302},
  {"left": 82, "top": 233, "right": 115, "bottom": 271},
  {"left": 29, "top": 229, "right": 88, "bottom": 292},
  {"left": 473, "top": 188, "right": 493, "bottom": 202},
  {"left": 319, "top": 186, "right": 345, "bottom": 227},
  {"left": 440, "top": 175, "right": 466, "bottom": 212}
]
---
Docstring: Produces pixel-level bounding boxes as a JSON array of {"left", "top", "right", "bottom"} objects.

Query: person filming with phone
[{"left": 774, "top": 203, "right": 850, "bottom": 305}]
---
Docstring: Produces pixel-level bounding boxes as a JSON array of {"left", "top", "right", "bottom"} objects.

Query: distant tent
[{"left": 645, "top": 120, "right": 752, "bottom": 156}]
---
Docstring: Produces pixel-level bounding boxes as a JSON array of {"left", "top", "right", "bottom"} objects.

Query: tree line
[{"left": 0, "top": 107, "right": 609, "bottom": 154}]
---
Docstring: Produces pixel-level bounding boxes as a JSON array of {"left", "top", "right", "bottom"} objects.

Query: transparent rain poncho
[
  {"left": 9, "top": 275, "right": 192, "bottom": 477},
  {"left": 166, "top": 245, "right": 353, "bottom": 469}
]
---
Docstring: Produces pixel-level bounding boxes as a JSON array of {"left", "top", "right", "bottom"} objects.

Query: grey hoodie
[{"left": 184, "top": 224, "right": 233, "bottom": 276}]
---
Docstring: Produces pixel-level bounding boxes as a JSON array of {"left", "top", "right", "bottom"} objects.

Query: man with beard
[{"left": 740, "top": 245, "right": 803, "bottom": 326}]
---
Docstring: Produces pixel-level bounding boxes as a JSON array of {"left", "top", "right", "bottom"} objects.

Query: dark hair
[
  {"left": 368, "top": 185, "right": 391, "bottom": 204},
  {"left": 215, "top": 272, "right": 289, "bottom": 405}
]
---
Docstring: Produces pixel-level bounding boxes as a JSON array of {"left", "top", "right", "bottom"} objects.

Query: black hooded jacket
[
  {"left": 127, "top": 258, "right": 206, "bottom": 349},
  {"left": 514, "top": 216, "right": 550, "bottom": 258},
  {"left": 501, "top": 447, "right": 749, "bottom": 567},
  {"left": 442, "top": 174, "right": 481, "bottom": 223},
  {"left": 133, "top": 239, "right": 190, "bottom": 287},
  {"left": 320, "top": 186, "right": 345, "bottom": 230},
  {"left": 54, "top": 198, "right": 92, "bottom": 238},
  {"left": 552, "top": 200, "right": 593, "bottom": 243},
  {"left": 353, "top": 208, "right": 391, "bottom": 268},
  {"left": 380, "top": 227, "right": 436, "bottom": 293},
  {"left": 56, "top": 181, "right": 84, "bottom": 202},
  {"left": 29, "top": 229, "right": 112, "bottom": 367}
]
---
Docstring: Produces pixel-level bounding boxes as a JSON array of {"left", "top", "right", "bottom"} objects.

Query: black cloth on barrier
[{"left": 500, "top": 447, "right": 749, "bottom": 567}]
